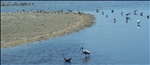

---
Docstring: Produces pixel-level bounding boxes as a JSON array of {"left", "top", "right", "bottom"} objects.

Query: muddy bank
[{"left": 1, "top": 12, "right": 94, "bottom": 48}]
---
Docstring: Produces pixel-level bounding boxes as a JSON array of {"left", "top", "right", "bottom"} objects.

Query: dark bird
[
  {"left": 80, "top": 47, "right": 90, "bottom": 56},
  {"left": 126, "top": 20, "right": 128, "bottom": 23},
  {"left": 22, "top": 9, "right": 25, "bottom": 12},
  {"left": 126, "top": 17, "right": 130, "bottom": 23},
  {"left": 137, "top": 24, "right": 141, "bottom": 29},
  {"left": 64, "top": 58, "right": 71, "bottom": 62},
  {"left": 126, "top": 17, "right": 130, "bottom": 20},
  {"left": 121, "top": 12, "right": 123, "bottom": 16},
  {"left": 147, "top": 15, "right": 150, "bottom": 19},
  {"left": 134, "top": 10, "right": 138, "bottom": 15},
  {"left": 106, "top": 15, "right": 108, "bottom": 18},
  {"left": 140, "top": 12, "right": 143, "bottom": 16},
  {"left": 102, "top": 12, "right": 104, "bottom": 15},
  {"left": 134, "top": 10, "right": 138, "bottom": 12},
  {"left": 67, "top": 10, "right": 72, "bottom": 12},
  {"left": 60, "top": 9, "right": 63, "bottom": 12},
  {"left": 134, "top": 12, "right": 137, "bottom": 15},
  {"left": 96, "top": 9, "right": 99, "bottom": 13},
  {"left": 114, "top": 18, "right": 116, "bottom": 23},
  {"left": 126, "top": 13, "right": 131, "bottom": 16},
  {"left": 111, "top": 10, "right": 114, "bottom": 13},
  {"left": 32, "top": 3, "right": 34, "bottom": 5}
]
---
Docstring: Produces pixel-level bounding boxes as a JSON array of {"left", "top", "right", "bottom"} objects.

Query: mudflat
[{"left": 1, "top": 12, "right": 94, "bottom": 48}]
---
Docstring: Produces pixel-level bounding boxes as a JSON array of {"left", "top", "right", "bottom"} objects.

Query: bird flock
[
  {"left": 65, "top": 9, "right": 149, "bottom": 63},
  {"left": 96, "top": 9, "right": 150, "bottom": 29}
]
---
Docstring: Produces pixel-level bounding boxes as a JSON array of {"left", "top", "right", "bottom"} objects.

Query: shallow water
[{"left": 1, "top": 1, "right": 150, "bottom": 65}]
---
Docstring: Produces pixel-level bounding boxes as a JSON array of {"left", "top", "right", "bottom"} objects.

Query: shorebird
[
  {"left": 126, "top": 17, "right": 130, "bottom": 23},
  {"left": 147, "top": 15, "right": 150, "bottom": 19},
  {"left": 137, "top": 20, "right": 141, "bottom": 24},
  {"left": 126, "top": 17, "right": 130, "bottom": 20},
  {"left": 126, "top": 13, "right": 131, "bottom": 16},
  {"left": 134, "top": 10, "right": 138, "bottom": 13},
  {"left": 111, "top": 10, "right": 114, "bottom": 13},
  {"left": 96, "top": 9, "right": 99, "bottom": 13},
  {"left": 140, "top": 12, "right": 143, "bottom": 16},
  {"left": 137, "top": 20, "right": 140, "bottom": 23},
  {"left": 121, "top": 12, "right": 123, "bottom": 16},
  {"left": 137, "top": 24, "right": 141, "bottom": 29},
  {"left": 106, "top": 15, "right": 108, "bottom": 18},
  {"left": 102, "top": 12, "right": 104, "bottom": 15},
  {"left": 114, "top": 18, "right": 116, "bottom": 23},
  {"left": 64, "top": 58, "right": 71, "bottom": 62},
  {"left": 80, "top": 47, "right": 90, "bottom": 56},
  {"left": 134, "top": 12, "right": 138, "bottom": 15}
]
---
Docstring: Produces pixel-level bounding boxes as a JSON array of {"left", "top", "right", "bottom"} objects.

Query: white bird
[
  {"left": 137, "top": 20, "right": 141, "bottom": 24},
  {"left": 137, "top": 20, "right": 140, "bottom": 23},
  {"left": 80, "top": 47, "right": 90, "bottom": 56}
]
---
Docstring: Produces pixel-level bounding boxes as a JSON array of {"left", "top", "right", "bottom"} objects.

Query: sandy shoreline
[{"left": 1, "top": 12, "right": 94, "bottom": 48}]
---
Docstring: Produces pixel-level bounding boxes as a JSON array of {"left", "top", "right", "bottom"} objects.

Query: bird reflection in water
[
  {"left": 64, "top": 58, "right": 72, "bottom": 65},
  {"left": 82, "top": 56, "right": 90, "bottom": 63},
  {"left": 137, "top": 24, "right": 141, "bottom": 29}
]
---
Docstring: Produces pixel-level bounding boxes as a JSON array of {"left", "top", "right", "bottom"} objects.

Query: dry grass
[{"left": 1, "top": 12, "right": 94, "bottom": 48}]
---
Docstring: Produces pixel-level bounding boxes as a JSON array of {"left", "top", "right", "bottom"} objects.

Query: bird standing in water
[{"left": 80, "top": 47, "right": 90, "bottom": 57}]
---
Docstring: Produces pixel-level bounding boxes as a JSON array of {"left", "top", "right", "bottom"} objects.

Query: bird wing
[{"left": 83, "top": 50, "right": 90, "bottom": 53}]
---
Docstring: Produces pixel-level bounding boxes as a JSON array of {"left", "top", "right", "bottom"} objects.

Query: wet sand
[{"left": 1, "top": 12, "right": 94, "bottom": 48}]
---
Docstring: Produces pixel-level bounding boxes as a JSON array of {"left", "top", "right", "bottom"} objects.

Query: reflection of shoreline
[{"left": 1, "top": 12, "right": 94, "bottom": 48}]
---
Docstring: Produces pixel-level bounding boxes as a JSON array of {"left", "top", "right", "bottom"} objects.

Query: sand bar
[{"left": 1, "top": 12, "right": 94, "bottom": 48}]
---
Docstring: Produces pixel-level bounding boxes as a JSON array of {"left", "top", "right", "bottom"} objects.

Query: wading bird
[{"left": 80, "top": 47, "right": 90, "bottom": 56}]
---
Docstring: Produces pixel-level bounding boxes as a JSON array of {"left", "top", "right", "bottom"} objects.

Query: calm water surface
[{"left": 1, "top": 1, "right": 150, "bottom": 65}]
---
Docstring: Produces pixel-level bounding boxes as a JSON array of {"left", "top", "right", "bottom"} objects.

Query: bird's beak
[{"left": 79, "top": 48, "right": 82, "bottom": 51}]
